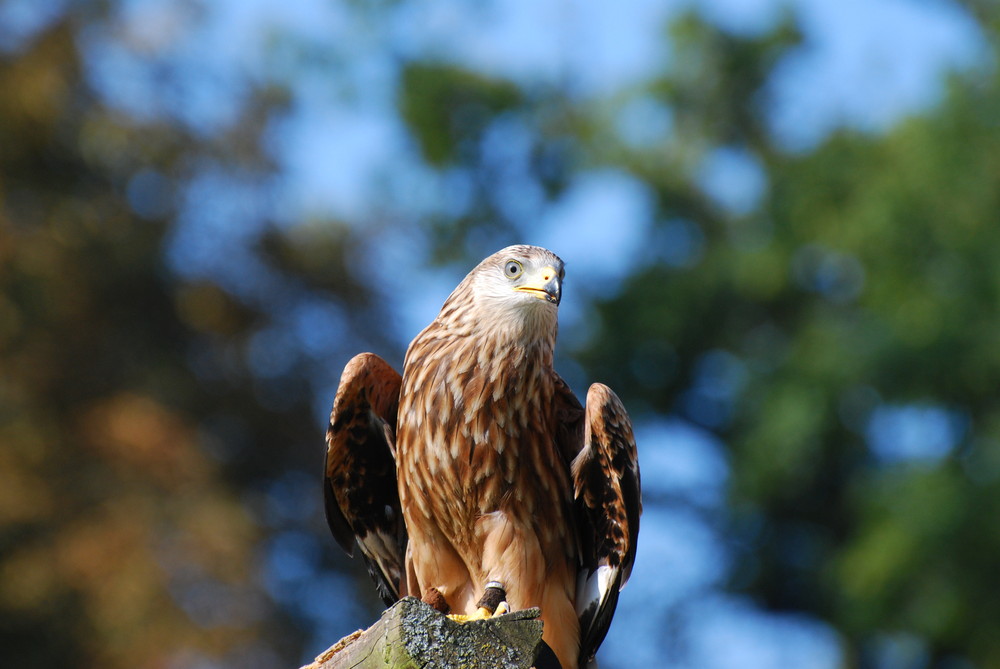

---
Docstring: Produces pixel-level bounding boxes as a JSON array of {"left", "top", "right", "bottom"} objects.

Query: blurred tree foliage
[
  {"left": 581, "top": 15, "right": 1000, "bottom": 669},
  {"left": 0, "top": 8, "right": 385, "bottom": 669},
  {"left": 3, "top": 2, "right": 1000, "bottom": 669}
]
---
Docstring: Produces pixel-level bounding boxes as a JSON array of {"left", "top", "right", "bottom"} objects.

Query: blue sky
[{"left": 5, "top": 0, "right": 992, "bottom": 667}]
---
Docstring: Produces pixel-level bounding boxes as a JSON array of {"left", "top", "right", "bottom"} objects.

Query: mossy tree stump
[{"left": 302, "top": 597, "right": 550, "bottom": 669}]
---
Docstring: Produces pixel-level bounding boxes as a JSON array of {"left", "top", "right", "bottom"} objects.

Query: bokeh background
[{"left": 2, "top": 1, "right": 999, "bottom": 668}]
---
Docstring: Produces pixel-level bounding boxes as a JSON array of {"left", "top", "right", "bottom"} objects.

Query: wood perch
[{"left": 302, "top": 597, "right": 554, "bottom": 669}]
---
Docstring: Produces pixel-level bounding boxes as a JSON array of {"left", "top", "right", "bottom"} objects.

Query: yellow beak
[{"left": 514, "top": 266, "right": 561, "bottom": 305}]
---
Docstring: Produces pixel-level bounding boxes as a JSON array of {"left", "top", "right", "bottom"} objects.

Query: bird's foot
[
  {"left": 446, "top": 581, "right": 510, "bottom": 622},
  {"left": 447, "top": 604, "right": 504, "bottom": 623}
]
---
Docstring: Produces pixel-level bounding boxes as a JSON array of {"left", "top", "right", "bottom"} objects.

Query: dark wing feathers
[
  {"left": 570, "top": 382, "right": 642, "bottom": 665},
  {"left": 553, "top": 373, "right": 586, "bottom": 464},
  {"left": 324, "top": 352, "right": 406, "bottom": 606}
]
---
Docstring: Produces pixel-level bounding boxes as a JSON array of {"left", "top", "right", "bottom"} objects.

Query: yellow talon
[{"left": 447, "top": 606, "right": 495, "bottom": 623}]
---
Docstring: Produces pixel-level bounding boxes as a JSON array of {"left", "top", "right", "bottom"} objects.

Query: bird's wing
[
  {"left": 325, "top": 352, "right": 406, "bottom": 606},
  {"left": 571, "top": 383, "right": 642, "bottom": 664},
  {"left": 552, "top": 372, "right": 586, "bottom": 464}
]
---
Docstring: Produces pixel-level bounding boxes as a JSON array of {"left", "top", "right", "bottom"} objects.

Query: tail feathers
[{"left": 576, "top": 564, "right": 621, "bottom": 664}]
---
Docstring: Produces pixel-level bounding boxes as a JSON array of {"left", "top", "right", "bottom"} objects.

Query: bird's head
[
  {"left": 440, "top": 245, "right": 565, "bottom": 340},
  {"left": 477, "top": 244, "right": 564, "bottom": 306}
]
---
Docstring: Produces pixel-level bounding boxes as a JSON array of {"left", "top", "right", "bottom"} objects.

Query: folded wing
[
  {"left": 324, "top": 352, "right": 406, "bottom": 606},
  {"left": 571, "top": 383, "right": 642, "bottom": 665}
]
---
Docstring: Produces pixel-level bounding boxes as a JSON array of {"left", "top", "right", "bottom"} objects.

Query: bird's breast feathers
[{"left": 397, "top": 335, "right": 569, "bottom": 518}]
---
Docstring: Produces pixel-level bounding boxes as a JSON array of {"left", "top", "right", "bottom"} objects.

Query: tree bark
[{"left": 301, "top": 597, "right": 548, "bottom": 669}]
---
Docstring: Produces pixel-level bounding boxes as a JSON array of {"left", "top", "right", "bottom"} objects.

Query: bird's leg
[
  {"left": 422, "top": 587, "right": 450, "bottom": 614},
  {"left": 447, "top": 581, "right": 510, "bottom": 622},
  {"left": 477, "top": 581, "right": 510, "bottom": 615}
]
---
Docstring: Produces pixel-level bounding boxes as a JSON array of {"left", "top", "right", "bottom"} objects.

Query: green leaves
[{"left": 399, "top": 64, "right": 522, "bottom": 166}]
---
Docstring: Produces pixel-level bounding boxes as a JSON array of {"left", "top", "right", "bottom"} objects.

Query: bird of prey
[{"left": 324, "top": 245, "right": 641, "bottom": 669}]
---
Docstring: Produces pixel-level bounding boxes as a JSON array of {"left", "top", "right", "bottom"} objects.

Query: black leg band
[{"left": 476, "top": 581, "right": 507, "bottom": 612}]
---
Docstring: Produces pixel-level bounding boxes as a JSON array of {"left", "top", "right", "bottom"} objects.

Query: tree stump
[{"left": 301, "top": 597, "right": 550, "bottom": 669}]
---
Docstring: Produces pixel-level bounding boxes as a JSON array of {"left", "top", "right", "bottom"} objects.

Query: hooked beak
[{"left": 514, "top": 265, "right": 561, "bottom": 305}]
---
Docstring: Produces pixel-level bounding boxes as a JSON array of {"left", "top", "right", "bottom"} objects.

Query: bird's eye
[{"left": 504, "top": 260, "right": 523, "bottom": 279}]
